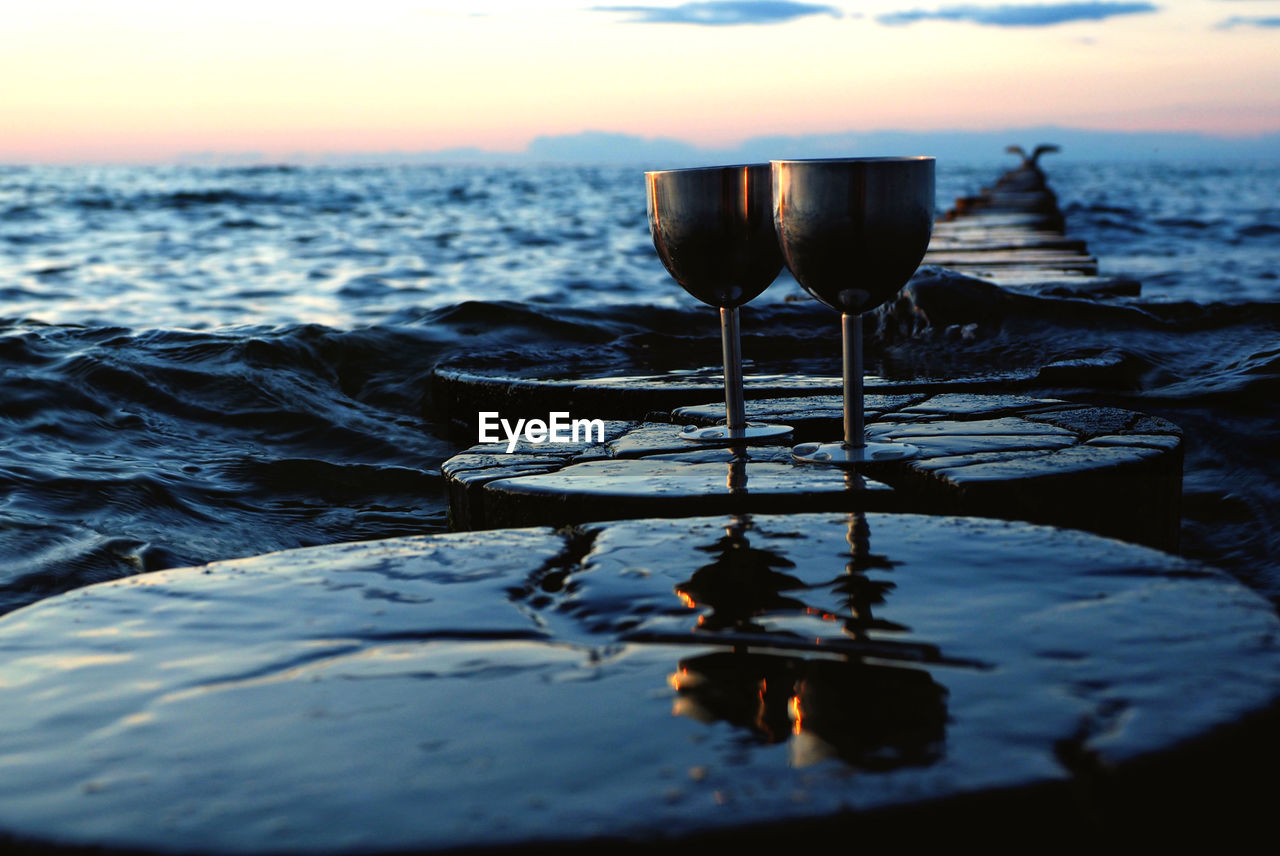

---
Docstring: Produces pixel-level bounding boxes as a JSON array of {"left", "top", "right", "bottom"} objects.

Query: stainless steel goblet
[
  {"left": 646, "top": 163, "right": 792, "bottom": 442},
  {"left": 772, "top": 157, "right": 935, "bottom": 464}
]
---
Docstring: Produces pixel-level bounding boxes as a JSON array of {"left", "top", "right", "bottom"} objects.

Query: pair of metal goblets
[{"left": 646, "top": 157, "right": 935, "bottom": 465}]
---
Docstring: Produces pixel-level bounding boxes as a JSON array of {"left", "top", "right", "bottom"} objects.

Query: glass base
[
  {"left": 792, "top": 441, "right": 920, "bottom": 465},
  {"left": 679, "top": 423, "right": 793, "bottom": 443}
]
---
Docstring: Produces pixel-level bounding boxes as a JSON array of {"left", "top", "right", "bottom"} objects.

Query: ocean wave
[
  {"left": 0, "top": 321, "right": 453, "bottom": 613},
  {"left": 1238, "top": 223, "right": 1280, "bottom": 239}
]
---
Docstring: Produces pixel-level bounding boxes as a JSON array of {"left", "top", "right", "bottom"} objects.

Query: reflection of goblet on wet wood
[
  {"left": 674, "top": 517, "right": 804, "bottom": 632},
  {"left": 668, "top": 512, "right": 947, "bottom": 769},
  {"left": 772, "top": 157, "right": 935, "bottom": 465},
  {"left": 646, "top": 164, "right": 792, "bottom": 442}
]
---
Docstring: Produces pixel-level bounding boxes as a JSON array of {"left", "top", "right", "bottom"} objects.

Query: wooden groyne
[
  {"left": 438, "top": 150, "right": 1179, "bottom": 548},
  {"left": 431, "top": 147, "right": 1136, "bottom": 430},
  {"left": 927, "top": 147, "right": 1090, "bottom": 273},
  {"left": 0, "top": 152, "right": 1274, "bottom": 855}
]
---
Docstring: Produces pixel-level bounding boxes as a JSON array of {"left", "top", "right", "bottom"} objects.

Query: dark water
[{"left": 0, "top": 161, "right": 1276, "bottom": 615}]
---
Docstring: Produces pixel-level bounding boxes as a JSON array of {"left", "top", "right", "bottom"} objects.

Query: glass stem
[
  {"left": 720, "top": 306, "right": 746, "bottom": 432},
  {"left": 842, "top": 312, "right": 865, "bottom": 448}
]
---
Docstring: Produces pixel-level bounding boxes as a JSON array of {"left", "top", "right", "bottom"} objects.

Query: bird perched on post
[
  {"left": 997, "top": 144, "right": 1061, "bottom": 192},
  {"left": 1006, "top": 144, "right": 1061, "bottom": 169}
]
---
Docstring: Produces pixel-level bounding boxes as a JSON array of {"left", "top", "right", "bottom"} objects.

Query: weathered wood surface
[
  {"left": 432, "top": 360, "right": 1046, "bottom": 429},
  {"left": 433, "top": 365, "right": 847, "bottom": 427},
  {"left": 0, "top": 513, "right": 1275, "bottom": 852},
  {"left": 444, "top": 392, "right": 1182, "bottom": 550}
]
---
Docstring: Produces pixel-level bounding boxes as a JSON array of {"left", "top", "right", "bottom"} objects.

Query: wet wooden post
[{"left": 0, "top": 512, "right": 1275, "bottom": 852}]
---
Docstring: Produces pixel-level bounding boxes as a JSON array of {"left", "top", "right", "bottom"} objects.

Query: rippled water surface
[
  {"left": 0, "top": 160, "right": 1277, "bottom": 614},
  {"left": 0, "top": 164, "right": 665, "bottom": 329}
]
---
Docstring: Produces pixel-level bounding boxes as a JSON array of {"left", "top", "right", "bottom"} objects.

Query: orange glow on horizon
[{"left": 2, "top": 2, "right": 1275, "bottom": 163}]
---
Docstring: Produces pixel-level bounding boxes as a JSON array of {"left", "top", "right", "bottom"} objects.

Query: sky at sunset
[{"left": 2, "top": 0, "right": 1277, "bottom": 163}]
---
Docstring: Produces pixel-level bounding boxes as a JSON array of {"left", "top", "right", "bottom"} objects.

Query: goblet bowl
[
  {"left": 646, "top": 164, "right": 784, "bottom": 308},
  {"left": 772, "top": 157, "right": 934, "bottom": 314}
]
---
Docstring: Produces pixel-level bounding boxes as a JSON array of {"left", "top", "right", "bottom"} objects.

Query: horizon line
[{"left": 5, "top": 125, "right": 1278, "bottom": 167}]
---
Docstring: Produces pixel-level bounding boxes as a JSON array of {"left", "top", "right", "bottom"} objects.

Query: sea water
[{"left": 0, "top": 160, "right": 1276, "bottom": 614}]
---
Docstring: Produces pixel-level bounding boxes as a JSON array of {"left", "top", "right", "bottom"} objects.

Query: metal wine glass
[
  {"left": 772, "top": 157, "right": 935, "bottom": 465},
  {"left": 646, "top": 163, "right": 792, "bottom": 442}
]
